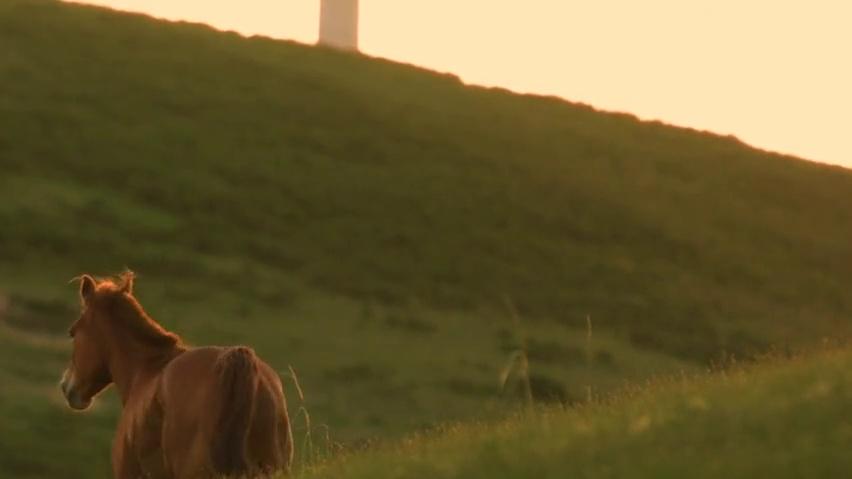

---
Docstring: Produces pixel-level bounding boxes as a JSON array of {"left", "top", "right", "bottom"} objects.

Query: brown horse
[{"left": 59, "top": 272, "right": 293, "bottom": 478}]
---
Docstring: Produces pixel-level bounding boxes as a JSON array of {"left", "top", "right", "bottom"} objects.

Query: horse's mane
[{"left": 90, "top": 272, "right": 183, "bottom": 350}]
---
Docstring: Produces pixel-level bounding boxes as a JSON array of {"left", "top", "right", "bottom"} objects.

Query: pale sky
[{"left": 73, "top": 1, "right": 852, "bottom": 167}]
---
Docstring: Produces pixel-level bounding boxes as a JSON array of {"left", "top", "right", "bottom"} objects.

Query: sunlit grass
[{"left": 294, "top": 348, "right": 852, "bottom": 478}]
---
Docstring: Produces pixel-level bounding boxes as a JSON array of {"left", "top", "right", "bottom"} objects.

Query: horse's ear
[
  {"left": 79, "top": 275, "right": 96, "bottom": 302},
  {"left": 119, "top": 271, "right": 135, "bottom": 294}
]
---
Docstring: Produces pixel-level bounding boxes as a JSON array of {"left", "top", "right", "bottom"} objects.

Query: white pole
[{"left": 319, "top": 0, "right": 359, "bottom": 51}]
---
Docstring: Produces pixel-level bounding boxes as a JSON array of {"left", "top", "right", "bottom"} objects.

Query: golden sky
[{"left": 75, "top": 1, "right": 851, "bottom": 167}]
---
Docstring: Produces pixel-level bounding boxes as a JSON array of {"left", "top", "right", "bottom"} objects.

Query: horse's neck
[{"left": 109, "top": 342, "right": 184, "bottom": 406}]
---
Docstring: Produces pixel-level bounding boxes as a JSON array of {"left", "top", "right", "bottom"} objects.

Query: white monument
[{"left": 319, "top": 0, "right": 359, "bottom": 51}]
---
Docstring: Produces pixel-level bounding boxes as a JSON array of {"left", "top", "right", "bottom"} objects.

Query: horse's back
[
  {"left": 159, "top": 346, "right": 292, "bottom": 478},
  {"left": 161, "top": 346, "right": 224, "bottom": 407},
  {"left": 159, "top": 347, "right": 228, "bottom": 477}
]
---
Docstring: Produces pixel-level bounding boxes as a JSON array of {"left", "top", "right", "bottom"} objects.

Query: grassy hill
[
  {"left": 1, "top": 0, "right": 851, "bottom": 477},
  {"left": 298, "top": 349, "right": 852, "bottom": 479}
]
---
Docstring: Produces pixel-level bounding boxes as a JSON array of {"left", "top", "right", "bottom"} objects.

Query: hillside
[
  {"left": 1, "top": 0, "right": 852, "bottom": 477},
  {"left": 4, "top": 0, "right": 852, "bottom": 352},
  {"left": 299, "top": 349, "right": 852, "bottom": 479}
]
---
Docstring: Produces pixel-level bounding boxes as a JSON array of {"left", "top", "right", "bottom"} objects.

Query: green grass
[
  {"left": 0, "top": 0, "right": 851, "bottom": 477},
  {"left": 0, "top": 278, "right": 692, "bottom": 477},
  {"left": 3, "top": 0, "right": 852, "bottom": 354},
  {"left": 0, "top": 324, "right": 118, "bottom": 477},
  {"left": 297, "top": 349, "right": 852, "bottom": 478}
]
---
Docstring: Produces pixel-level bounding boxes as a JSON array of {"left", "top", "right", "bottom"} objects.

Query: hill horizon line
[{"left": 62, "top": 0, "right": 847, "bottom": 170}]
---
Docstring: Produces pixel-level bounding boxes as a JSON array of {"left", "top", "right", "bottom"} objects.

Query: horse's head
[{"left": 59, "top": 273, "right": 133, "bottom": 410}]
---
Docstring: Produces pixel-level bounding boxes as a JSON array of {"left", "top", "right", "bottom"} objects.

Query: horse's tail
[{"left": 212, "top": 346, "right": 259, "bottom": 476}]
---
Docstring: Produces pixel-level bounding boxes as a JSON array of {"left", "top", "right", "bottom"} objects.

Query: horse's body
[{"left": 59, "top": 273, "right": 293, "bottom": 478}]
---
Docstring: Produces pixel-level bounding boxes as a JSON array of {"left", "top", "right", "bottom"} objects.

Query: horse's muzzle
[{"left": 60, "top": 369, "right": 92, "bottom": 410}]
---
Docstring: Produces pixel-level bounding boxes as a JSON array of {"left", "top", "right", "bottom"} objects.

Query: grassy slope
[
  {"left": 300, "top": 349, "right": 852, "bottom": 478},
  {"left": 1, "top": 0, "right": 851, "bottom": 476},
  {"left": 0, "top": 323, "right": 118, "bottom": 476},
  {"left": 3, "top": 0, "right": 852, "bottom": 352}
]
